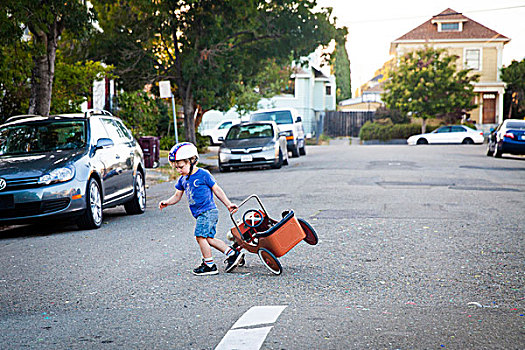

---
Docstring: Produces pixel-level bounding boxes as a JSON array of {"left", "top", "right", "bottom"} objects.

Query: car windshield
[
  {"left": 226, "top": 124, "right": 273, "bottom": 140},
  {"left": 506, "top": 121, "right": 525, "bottom": 130},
  {"left": 0, "top": 120, "right": 86, "bottom": 156},
  {"left": 251, "top": 111, "right": 293, "bottom": 125}
]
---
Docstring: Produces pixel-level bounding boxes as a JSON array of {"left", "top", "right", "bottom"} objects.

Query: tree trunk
[
  {"left": 421, "top": 118, "right": 427, "bottom": 134},
  {"left": 182, "top": 89, "right": 197, "bottom": 145},
  {"left": 28, "top": 20, "right": 59, "bottom": 117}
]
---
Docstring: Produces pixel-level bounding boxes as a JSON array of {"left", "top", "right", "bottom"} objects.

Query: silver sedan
[{"left": 218, "top": 121, "right": 289, "bottom": 172}]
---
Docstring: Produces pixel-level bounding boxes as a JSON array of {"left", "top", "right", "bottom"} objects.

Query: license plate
[
  {"left": 241, "top": 155, "right": 253, "bottom": 162},
  {"left": 0, "top": 194, "right": 14, "bottom": 210}
]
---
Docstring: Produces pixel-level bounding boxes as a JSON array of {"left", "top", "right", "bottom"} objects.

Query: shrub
[
  {"left": 373, "top": 106, "right": 410, "bottom": 124},
  {"left": 359, "top": 122, "right": 438, "bottom": 141}
]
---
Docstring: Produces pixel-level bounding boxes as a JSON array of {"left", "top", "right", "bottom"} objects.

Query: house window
[
  {"left": 325, "top": 85, "right": 332, "bottom": 96},
  {"left": 465, "top": 49, "right": 480, "bottom": 70},
  {"left": 441, "top": 22, "right": 459, "bottom": 31}
]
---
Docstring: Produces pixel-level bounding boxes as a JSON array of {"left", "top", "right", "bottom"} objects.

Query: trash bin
[{"left": 138, "top": 136, "right": 160, "bottom": 168}]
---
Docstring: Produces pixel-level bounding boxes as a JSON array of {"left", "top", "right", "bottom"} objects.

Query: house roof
[{"left": 391, "top": 8, "right": 510, "bottom": 51}]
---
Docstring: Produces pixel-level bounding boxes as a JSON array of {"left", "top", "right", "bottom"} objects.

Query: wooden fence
[{"left": 322, "top": 111, "right": 375, "bottom": 137}]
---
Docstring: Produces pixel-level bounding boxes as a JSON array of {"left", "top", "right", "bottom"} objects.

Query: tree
[
  {"left": 383, "top": 47, "right": 479, "bottom": 133},
  {"left": 333, "top": 37, "right": 351, "bottom": 102},
  {"left": 51, "top": 52, "right": 115, "bottom": 114},
  {"left": 89, "top": 0, "right": 344, "bottom": 144},
  {"left": 0, "top": 41, "right": 32, "bottom": 121},
  {"left": 1, "top": 1, "right": 96, "bottom": 116},
  {"left": 501, "top": 59, "right": 525, "bottom": 119}
]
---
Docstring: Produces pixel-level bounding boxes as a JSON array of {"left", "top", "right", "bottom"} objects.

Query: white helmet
[{"left": 168, "top": 142, "right": 198, "bottom": 162}]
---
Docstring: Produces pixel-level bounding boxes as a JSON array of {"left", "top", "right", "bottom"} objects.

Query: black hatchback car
[{"left": 0, "top": 110, "right": 146, "bottom": 229}]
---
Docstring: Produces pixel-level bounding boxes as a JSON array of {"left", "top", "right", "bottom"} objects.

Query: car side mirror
[
  {"left": 96, "top": 138, "right": 114, "bottom": 149},
  {"left": 296, "top": 116, "right": 302, "bottom": 122},
  {"left": 218, "top": 136, "right": 224, "bottom": 141}
]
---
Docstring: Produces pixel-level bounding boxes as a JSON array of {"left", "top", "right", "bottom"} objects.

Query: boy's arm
[
  {"left": 159, "top": 189, "right": 183, "bottom": 210},
  {"left": 212, "top": 184, "right": 237, "bottom": 213}
]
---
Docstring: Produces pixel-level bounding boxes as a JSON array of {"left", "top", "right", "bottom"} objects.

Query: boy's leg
[
  {"left": 192, "top": 211, "right": 219, "bottom": 276},
  {"left": 207, "top": 237, "right": 244, "bottom": 272},
  {"left": 196, "top": 236, "right": 213, "bottom": 258},
  {"left": 206, "top": 237, "right": 230, "bottom": 254}
]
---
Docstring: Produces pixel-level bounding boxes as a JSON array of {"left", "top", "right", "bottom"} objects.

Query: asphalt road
[{"left": 1, "top": 141, "right": 524, "bottom": 349}]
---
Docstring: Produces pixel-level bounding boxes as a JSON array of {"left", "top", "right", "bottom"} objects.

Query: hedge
[{"left": 359, "top": 122, "right": 439, "bottom": 141}]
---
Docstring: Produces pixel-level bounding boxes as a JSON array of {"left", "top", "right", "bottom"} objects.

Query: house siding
[{"left": 481, "top": 47, "right": 498, "bottom": 82}]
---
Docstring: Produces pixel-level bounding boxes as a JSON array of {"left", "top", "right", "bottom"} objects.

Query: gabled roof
[{"left": 391, "top": 8, "right": 510, "bottom": 51}]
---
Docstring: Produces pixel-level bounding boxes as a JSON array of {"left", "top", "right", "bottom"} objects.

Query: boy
[{"left": 159, "top": 142, "right": 244, "bottom": 275}]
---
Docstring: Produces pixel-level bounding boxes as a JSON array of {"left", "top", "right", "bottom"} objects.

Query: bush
[
  {"left": 373, "top": 106, "right": 410, "bottom": 124},
  {"left": 159, "top": 132, "right": 209, "bottom": 154},
  {"left": 359, "top": 122, "right": 438, "bottom": 141}
]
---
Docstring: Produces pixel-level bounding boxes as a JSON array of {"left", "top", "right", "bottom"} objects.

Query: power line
[{"left": 344, "top": 5, "right": 525, "bottom": 24}]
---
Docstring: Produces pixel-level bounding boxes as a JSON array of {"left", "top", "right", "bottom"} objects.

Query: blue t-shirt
[{"left": 175, "top": 168, "right": 217, "bottom": 218}]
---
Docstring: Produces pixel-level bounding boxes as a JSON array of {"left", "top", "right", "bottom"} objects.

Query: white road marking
[
  {"left": 215, "top": 305, "right": 287, "bottom": 350},
  {"left": 215, "top": 326, "right": 273, "bottom": 350}
]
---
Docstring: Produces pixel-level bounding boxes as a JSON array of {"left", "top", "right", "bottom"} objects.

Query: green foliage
[
  {"left": 373, "top": 106, "right": 409, "bottom": 124},
  {"left": 501, "top": 58, "right": 525, "bottom": 119},
  {"left": 0, "top": 42, "right": 32, "bottom": 122},
  {"left": 1, "top": 0, "right": 97, "bottom": 115},
  {"left": 115, "top": 91, "right": 162, "bottom": 138},
  {"left": 333, "top": 39, "right": 351, "bottom": 102},
  {"left": 383, "top": 47, "right": 479, "bottom": 133},
  {"left": 359, "top": 121, "right": 439, "bottom": 141},
  {"left": 233, "top": 59, "right": 293, "bottom": 115},
  {"left": 51, "top": 52, "right": 115, "bottom": 114},
  {"left": 89, "top": 0, "right": 344, "bottom": 144}
]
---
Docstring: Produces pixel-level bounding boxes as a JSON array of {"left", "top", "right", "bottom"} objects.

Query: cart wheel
[
  {"left": 257, "top": 248, "right": 282, "bottom": 275},
  {"left": 298, "top": 218, "right": 318, "bottom": 245},
  {"left": 243, "top": 209, "right": 264, "bottom": 228}
]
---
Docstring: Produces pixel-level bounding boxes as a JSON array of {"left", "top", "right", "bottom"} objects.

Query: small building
[
  {"left": 390, "top": 8, "right": 510, "bottom": 128},
  {"left": 258, "top": 53, "right": 337, "bottom": 135}
]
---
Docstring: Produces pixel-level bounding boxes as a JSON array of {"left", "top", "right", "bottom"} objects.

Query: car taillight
[
  {"left": 479, "top": 132, "right": 483, "bottom": 136},
  {"left": 504, "top": 132, "right": 515, "bottom": 139}
]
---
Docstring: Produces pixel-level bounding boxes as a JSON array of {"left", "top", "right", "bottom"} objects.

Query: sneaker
[
  {"left": 224, "top": 250, "right": 245, "bottom": 273},
  {"left": 192, "top": 261, "right": 218, "bottom": 276}
]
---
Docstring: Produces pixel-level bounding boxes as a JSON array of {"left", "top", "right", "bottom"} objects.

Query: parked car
[
  {"left": 218, "top": 121, "right": 289, "bottom": 172},
  {"left": 201, "top": 119, "right": 239, "bottom": 145},
  {"left": 486, "top": 119, "right": 525, "bottom": 157},
  {"left": 249, "top": 108, "right": 305, "bottom": 157},
  {"left": 407, "top": 125, "right": 484, "bottom": 145},
  {"left": 0, "top": 110, "right": 146, "bottom": 229}
]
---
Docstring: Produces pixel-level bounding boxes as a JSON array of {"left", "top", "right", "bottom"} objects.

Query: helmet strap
[{"left": 186, "top": 157, "right": 198, "bottom": 180}]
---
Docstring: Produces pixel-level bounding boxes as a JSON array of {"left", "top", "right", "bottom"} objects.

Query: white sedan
[
  {"left": 201, "top": 119, "right": 239, "bottom": 145},
  {"left": 407, "top": 125, "right": 484, "bottom": 145}
]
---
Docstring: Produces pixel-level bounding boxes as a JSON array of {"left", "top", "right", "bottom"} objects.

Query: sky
[{"left": 316, "top": 0, "right": 525, "bottom": 97}]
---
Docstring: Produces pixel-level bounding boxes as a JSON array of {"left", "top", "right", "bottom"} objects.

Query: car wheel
[
  {"left": 290, "top": 145, "right": 300, "bottom": 157},
  {"left": 271, "top": 149, "right": 283, "bottom": 169},
  {"left": 416, "top": 138, "right": 428, "bottom": 145},
  {"left": 77, "top": 178, "right": 103, "bottom": 230},
  {"left": 486, "top": 143, "right": 494, "bottom": 156},
  {"left": 462, "top": 138, "right": 474, "bottom": 144},
  {"left": 218, "top": 161, "right": 230, "bottom": 172},
  {"left": 124, "top": 171, "right": 146, "bottom": 215},
  {"left": 299, "top": 141, "right": 306, "bottom": 156},
  {"left": 494, "top": 144, "right": 502, "bottom": 158}
]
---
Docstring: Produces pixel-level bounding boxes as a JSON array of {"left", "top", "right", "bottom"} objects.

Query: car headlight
[
  {"left": 38, "top": 165, "right": 75, "bottom": 185},
  {"left": 220, "top": 147, "right": 231, "bottom": 154},
  {"left": 262, "top": 144, "right": 275, "bottom": 151}
]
